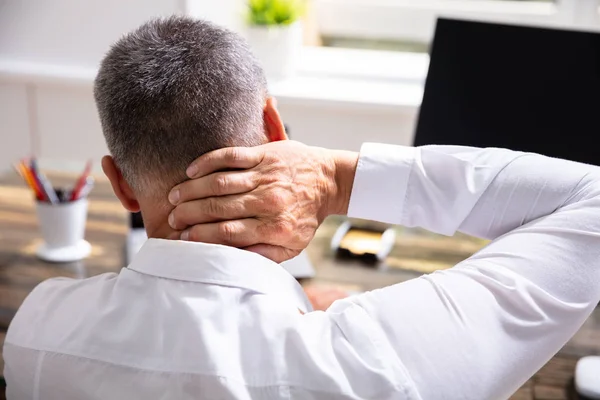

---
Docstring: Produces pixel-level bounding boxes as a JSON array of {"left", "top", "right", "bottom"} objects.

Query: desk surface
[{"left": 1, "top": 171, "right": 599, "bottom": 400}]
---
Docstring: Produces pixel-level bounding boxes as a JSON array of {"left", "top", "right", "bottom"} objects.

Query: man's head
[{"left": 94, "top": 16, "right": 286, "bottom": 236}]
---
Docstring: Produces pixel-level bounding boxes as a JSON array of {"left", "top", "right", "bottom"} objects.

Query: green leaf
[{"left": 247, "top": 0, "right": 305, "bottom": 26}]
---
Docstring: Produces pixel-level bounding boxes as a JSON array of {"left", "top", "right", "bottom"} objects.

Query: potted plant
[{"left": 245, "top": 0, "right": 305, "bottom": 80}]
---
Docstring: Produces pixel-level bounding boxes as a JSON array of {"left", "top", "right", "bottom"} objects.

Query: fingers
[
  {"left": 185, "top": 147, "right": 264, "bottom": 179},
  {"left": 180, "top": 218, "right": 262, "bottom": 248},
  {"left": 169, "top": 193, "right": 266, "bottom": 230},
  {"left": 169, "top": 170, "right": 258, "bottom": 205}
]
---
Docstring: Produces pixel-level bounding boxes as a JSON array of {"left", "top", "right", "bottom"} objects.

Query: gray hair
[{"left": 94, "top": 16, "right": 268, "bottom": 194}]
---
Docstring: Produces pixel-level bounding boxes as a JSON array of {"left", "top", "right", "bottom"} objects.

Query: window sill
[
  {"left": 0, "top": 59, "right": 97, "bottom": 87},
  {"left": 270, "top": 46, "right": 428, "bottom": 112},
  {"left": 0, "top": 47, "right": 428, "bottom": 113}
]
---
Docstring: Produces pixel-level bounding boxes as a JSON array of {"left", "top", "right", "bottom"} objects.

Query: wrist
[{"left": 328, "top": 149, "right": 359, "bottom": 216}]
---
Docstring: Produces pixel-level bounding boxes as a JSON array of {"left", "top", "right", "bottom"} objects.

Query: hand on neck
[{"left": 102, "top": 96, "right": 289, "bottom": 241}]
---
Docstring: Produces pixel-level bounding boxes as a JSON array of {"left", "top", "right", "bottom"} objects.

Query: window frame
[{"left": 313, "top": 0, "right": 600, "bottom": 45}]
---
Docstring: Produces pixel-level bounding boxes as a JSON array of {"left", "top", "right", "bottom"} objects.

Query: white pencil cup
[{"left": 35, "top": 199, "right": 92, "bottom": 262}]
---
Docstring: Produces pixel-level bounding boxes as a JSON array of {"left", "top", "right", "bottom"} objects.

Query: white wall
[
  {"left": 0, "top": 0, "right": 185, "bottom": 68},
  {"left": 278, "top": 102, "right": 416, "bottom": 151},
  {"left": 0, "top": 0, "right": 416, "bottom": 173},
  {"left": 0, "top": 83, "right": 31, "bottom": 166}
]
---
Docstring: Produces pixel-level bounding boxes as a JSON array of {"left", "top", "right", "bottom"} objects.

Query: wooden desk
[
  {"left": 0, "top": 172, "right": 128, "bottom": 394},
  {"left": 1, "top": 172, "right": 599, "bottom": 399}
]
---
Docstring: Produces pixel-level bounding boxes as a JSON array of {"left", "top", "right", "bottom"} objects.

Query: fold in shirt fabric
[
  {"left": 4, "top": 144, "right": 600, "bottom": 400},
  {"left": 349, "top": 144, "right": 600, "bottom": 399}
]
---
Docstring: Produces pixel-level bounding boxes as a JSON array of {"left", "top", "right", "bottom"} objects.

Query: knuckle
[
  {"left": 248, "top": 193, "right": 267, "bottom": 213},
  {"left": 271, "top": 158, "right": 286, "bottom": 169},
  {"left": 264, "top": 191, "right": 287, "bottom": 209},
  {"left": 218, "top": 222, "right": 237, "bottom": 244},
  {"left": 205, "top": 198, "right": 222, "bottom": 218},
  {"left": 227, "top": 148, "right": 243, "bottom": 163},
  {"left": 271, "top": 217, "right": 294, "bottom": 237},
  {"left": 212, "top": 175, "right": 228, "bottom": 194},
  {"left": 243, "top": 172, "right": 258, "bottom": 190}
]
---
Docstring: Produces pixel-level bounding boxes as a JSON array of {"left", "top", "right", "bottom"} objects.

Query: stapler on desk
[
  {"left": 331, "top": 220, "right": 396, "bottom": 264},
  {"left": 125, "top": 212, "right": 315, "bottom": 278}
]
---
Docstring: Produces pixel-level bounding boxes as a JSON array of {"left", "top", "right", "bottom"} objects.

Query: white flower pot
[{"left": 245, "top": 22, "right": 303, "bottom": 81}]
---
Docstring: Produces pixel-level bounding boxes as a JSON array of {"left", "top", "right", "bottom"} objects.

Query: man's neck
[
  {"left": 145, "top": 220, "right": 176, "bottom": 239},
  {"left": 138, "top": 199, "right": 177, "bottom": 240}
]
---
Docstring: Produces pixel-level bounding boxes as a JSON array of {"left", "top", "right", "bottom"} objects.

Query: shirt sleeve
[{"left": 344, "top": 143, "right": 600, "bottom": 399}]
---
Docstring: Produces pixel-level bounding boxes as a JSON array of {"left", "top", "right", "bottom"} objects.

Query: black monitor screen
[{"left": 414, "top": 18, "right": 600, "bottom": 166}]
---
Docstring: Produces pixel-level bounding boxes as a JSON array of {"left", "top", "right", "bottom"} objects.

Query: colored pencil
[
  {"left": 17, "top": 161, "right": 44, "bottom": 200},
  {"left": 30, "top": 159, "right": 59, "bottom": 204},
  {"left": 74, "top": 176, "right": 95, "bottom": 200},
  {"left": 70, "top": 160, "right": 93, "bottom": 201}
]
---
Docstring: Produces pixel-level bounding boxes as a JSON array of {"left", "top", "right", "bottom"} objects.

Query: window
[{"left": 313, "top": 0, "right": 600, "bottom": 52}]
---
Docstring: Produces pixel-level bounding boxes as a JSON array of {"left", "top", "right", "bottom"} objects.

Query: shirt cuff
[{"left": 347, "top": 143, "right": 416, "bottom": 225}]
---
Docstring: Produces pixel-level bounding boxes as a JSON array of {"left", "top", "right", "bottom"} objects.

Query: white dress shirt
[{"left": 4, "top": 144, "right": 600, "bottom": 399}]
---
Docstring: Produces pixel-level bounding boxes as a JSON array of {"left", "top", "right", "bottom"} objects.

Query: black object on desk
[
  {"left": 130, "top": 211, "right": 144, "bottom": 229},
  {"left": 415, "top": 18, "right": 600, "bottom": 166}
]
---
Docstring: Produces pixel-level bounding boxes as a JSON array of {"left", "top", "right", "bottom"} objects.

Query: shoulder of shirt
[{"left": 5, "top": 272, "right": 119, "bottom": 348}]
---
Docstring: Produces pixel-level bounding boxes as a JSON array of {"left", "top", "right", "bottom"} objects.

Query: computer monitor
[{"left": 414, "top": 18, "right": 600, "bottom": 166}]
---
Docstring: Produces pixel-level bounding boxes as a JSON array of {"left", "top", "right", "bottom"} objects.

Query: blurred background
[
  {"left": 2, "top": 4, "right": 600, "bottom": 397},
  {"left": 1, "top": 0, "right": 599, "bottom": 173}
]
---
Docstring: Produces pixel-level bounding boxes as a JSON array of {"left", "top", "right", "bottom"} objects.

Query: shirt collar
[{"left": 127, "top": 239, "right": 313, "bottom": 313}]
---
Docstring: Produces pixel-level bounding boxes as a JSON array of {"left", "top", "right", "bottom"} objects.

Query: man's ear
[
  {"left": 264, "top": 97, "right": 288, "bottom": 142},
  {"left": 101, "top": 155, "right": 140, "bottom": 212}
]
